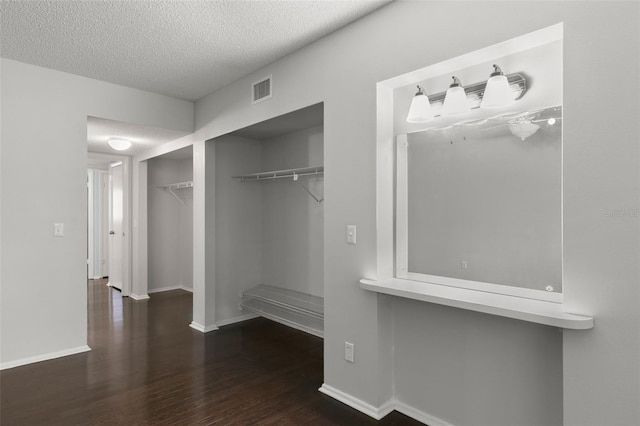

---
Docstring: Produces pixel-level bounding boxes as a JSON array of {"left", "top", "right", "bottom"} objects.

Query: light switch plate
[
  {"left": 53, "top": 223, "right": 64, "bottom": 237},
  {"left": 345, "top": 342, "right": 355, "bottom": 362},
  {"left": 347, "top": 225, "right": 356, "bottom": 245}
]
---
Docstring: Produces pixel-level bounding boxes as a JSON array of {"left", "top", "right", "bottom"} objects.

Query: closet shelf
[
  {"left": 157, "top": 181, "right": 193, "bottom": 205},
  {"left": 232, "top": 166, "right": 323, "bottom": 182},
  {"left": 233, "top": 166, "right": 324, "bottom": 204},
  {"left": 241, "top": 284, "right": 324, "bottom": 338}
]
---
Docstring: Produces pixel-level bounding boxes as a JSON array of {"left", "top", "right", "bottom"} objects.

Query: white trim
[
  {"left": 129, "top": 293, "right": 150, "bottom": 300},
  {"left": 216, "top": 313, "right": 259, "bottom": 327},
  {"left": 378, "top": 399, "right": 396, "bottom": 419},
  {"left": 395, "top": 135, "right": 408, "bottom": 278},
  {"left": 360, "top": 277, "right": 593, "bottom": 330},
  {"left": 148, "top": 285, "right": 193, "bottom": 294},
  {"left": 378, "top": 24, "right": 568, "bottom": 310},
  {"left": 395, "top": 401, "right": 456, "bottom": 426},
  {"left": 318, "top": 384, "right": 458, "bottom": 425},
  {"left": 318, "top": 384, "right": 394, "bottom": 420},
  {"left": 0, "top": 345, "right": 91, "bottom": 370},
  {"left": 189, "top": 321, "right": 219, "bottom": 333},
  {"left": 376, "top": 83, "right": 396, "bottom": 280}
]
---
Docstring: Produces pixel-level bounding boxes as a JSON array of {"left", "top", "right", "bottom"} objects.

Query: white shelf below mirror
[{"left": 360, "top": 277, "right": 593, "bottom": 330}]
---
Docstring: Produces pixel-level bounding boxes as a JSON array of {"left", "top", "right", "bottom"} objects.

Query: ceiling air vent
[{"left": 252, "top": 75, "right": 272, "bottom": 104}]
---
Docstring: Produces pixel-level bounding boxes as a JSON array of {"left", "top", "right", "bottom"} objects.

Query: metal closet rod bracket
[
  {"left": 157, "top": 181, "right": 193, "bottom": 206},
  {"left": 295, "top": 178, "right": 324, "bottom": 204}
]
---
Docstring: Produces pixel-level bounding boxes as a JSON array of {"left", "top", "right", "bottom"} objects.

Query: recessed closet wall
[
  {"left": 147, "top": 150, "right": 193, "bottom": 293},
  {"left": 261, "top": 125, "right": 324, "bottom": 297},
  {"left": 211, "top": 106, "right": 324, "bottom": 325}
]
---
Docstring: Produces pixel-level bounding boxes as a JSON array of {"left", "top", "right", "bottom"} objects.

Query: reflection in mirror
[{"left": 397, "top": 106, "right": 562, "bottom": 294}]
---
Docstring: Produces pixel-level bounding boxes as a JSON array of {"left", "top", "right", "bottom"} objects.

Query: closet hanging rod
[
  {"left": 158, "top": 181, "right": 193, "bottom": 190},
  {"left": 233, "top": 166, "right": 323, "bottom": 182}
]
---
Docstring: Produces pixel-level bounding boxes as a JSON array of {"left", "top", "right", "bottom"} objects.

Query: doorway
[{"left": 87, "top": 153, "right": 132, "bottom": 296}]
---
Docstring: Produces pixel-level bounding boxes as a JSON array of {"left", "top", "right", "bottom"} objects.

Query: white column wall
[{"left": 0, "top": 59, "right": 193, "bottom": 367}]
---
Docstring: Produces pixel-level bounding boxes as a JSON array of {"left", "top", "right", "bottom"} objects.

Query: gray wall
[
  {"left": 394, "top": 300, "right": 563, "bottom": 426},
  {"left": 0, "top": 58, "right": 193, "bottom": 366},
  {"left": 2, "top": 2, "right": 638, "bottom": 425},
  {"left": 193, "top": 2, "right": 640, "bottom": 425},
  {"left": 261, "top": 125, "right": 324, "bottom": 297},
  {"left": 147, "top": 157, "right": 193, "bottom": 292}
]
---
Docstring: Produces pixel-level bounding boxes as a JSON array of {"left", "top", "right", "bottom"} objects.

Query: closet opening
[
  {"left": 209, "top": 102, "right": 324, "bottom": 336},
  {"left": 147, "top": 145, "right": 194, "bottom": 295}
]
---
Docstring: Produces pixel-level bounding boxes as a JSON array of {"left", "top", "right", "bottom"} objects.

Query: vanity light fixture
[
  {"left": 480, "top": 64, "right": 516, "bottom": 108},
  {"left": 406, "top": 85, "right": 434, "bottom": 123},
  {"left": 442, "top": 76, "right": 470, "bottom": 115},
  {"left": 108, "top": 138, "right": 132, "bottom": 151},
  {"left": 406, "top": 65, "right": 526, "bottom": 123}
]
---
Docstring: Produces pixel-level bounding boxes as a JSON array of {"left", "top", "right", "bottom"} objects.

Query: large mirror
[{"left": 396, "top": 106, "right": 562, "bottom": 296}]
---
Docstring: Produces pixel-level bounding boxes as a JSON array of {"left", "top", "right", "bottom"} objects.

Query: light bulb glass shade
[
  {"left": 443, "top": 86, "right": 470, "bottom": 115},
  {"left": 407, "top": 93, "right": 433, "bottom": 123},
  {"left": 509, "top": 121, "right": 540, "bottom": 140},
  {"left": 481, "top": 74, "right": 515, "bottom": 108},
  {"left": 108, "top": 138, "right": 132, "bottom": 151}
]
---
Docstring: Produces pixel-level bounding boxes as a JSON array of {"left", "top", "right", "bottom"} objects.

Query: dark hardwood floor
[{"left": 1, "top": 280, "right": 422, "bottom": 425}]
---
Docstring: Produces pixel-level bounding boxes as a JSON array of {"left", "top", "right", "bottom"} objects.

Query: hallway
[{"left": 1, "top": 280, "right": 419, "bottom": 425}]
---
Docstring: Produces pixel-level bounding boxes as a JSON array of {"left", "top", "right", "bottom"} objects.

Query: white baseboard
[
  {"left": 318, "top": 384, "right": 394, "bottom": 420},
  {"left": 215, "top": 312, "right": 259, "bottom": 327},
  {"left": 395, "top": 400, "right": 455, "bottom": 426},
  {"left": 148, "top": 285, "right": 193, "bottom": 294},
  {"left": 189, "top": 321, "right": 219, "bottom": 333},
  {"left": 318, "top": 384, "right": 454, "bottom": 426},
  {"left": 129, "top": 293, "right": 150, "bottom": 300},
  {"left": 0, "top": 345, "right": 91, "bottom": 371}
]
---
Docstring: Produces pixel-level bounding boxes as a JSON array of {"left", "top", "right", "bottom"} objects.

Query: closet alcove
[
  {"left": 211, "top": 103, "right": 324, "bottom": 336},
  {"left": 147, "top": 145, "right": 194, "bottom": 294}
]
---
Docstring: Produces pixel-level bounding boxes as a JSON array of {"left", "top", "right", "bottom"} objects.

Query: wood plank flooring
[{"left": 1, "top": 280, "right": 422, "bottom": 425}]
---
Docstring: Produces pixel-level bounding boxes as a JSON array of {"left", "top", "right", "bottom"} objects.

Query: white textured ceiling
[{"left": 1, "top": 0, "right": 390, "bottom": 102}]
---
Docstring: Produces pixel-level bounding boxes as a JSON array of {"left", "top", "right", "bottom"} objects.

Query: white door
[{"left": 108, "top": 162, "right": 124, "bottom": 291}]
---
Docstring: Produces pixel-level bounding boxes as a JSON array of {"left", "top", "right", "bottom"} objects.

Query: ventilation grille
[{"left": 252, "top": 75, "right": 272, "bottom": 104}]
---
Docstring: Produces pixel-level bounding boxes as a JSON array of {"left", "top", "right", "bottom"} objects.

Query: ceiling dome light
[
  {"left": 406, "top": 85, "right": 434, "bottom": 123},
  {"left": 547, "top": 117, "right": 556, "bottom": 126},
  {"left": 443, "top": 76, "right": 470, "bottom": 115},
  {"left": 108, "top": 138, "right": 132, "bottom": 151},
  {"left": 481, "top": 64, "right": 515, "bottom": 108},
  {"left": 509, "top": 121, "right": 540, "bottom": 140}
]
